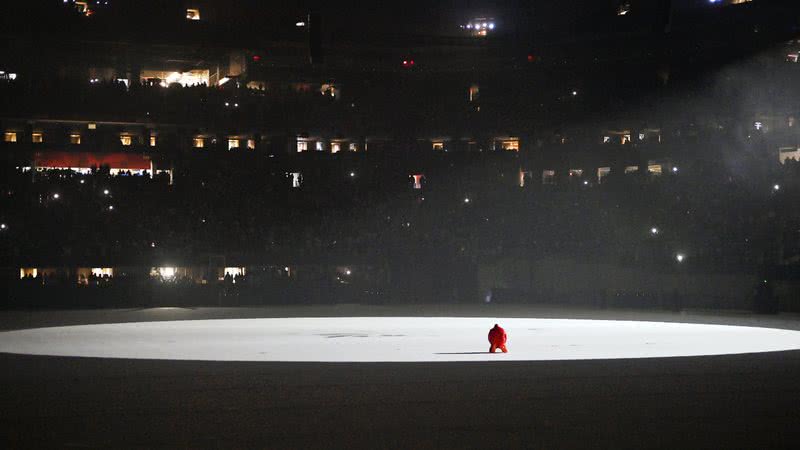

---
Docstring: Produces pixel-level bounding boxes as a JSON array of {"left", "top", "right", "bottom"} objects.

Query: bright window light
[
  {"left": 290, "top": 172, "right": 302, "bottom": 188},
  {"left": 412, "top": 174, "right": 423, "bottom": 190},
  {"left": 91, "top": 268, "right": 113, "bottom": 277},
  {"left": 224, "top": 267, "right": 245, "bottom": 277}
]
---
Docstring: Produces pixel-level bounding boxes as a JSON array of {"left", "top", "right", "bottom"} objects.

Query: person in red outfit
[{"left": 488, "top": 324, "right": 508, "bottom": 353}]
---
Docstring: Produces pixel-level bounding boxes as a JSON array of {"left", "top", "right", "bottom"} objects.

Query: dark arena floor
[{"left": 2, "top": 305, "right": 800, "bottom": 449}]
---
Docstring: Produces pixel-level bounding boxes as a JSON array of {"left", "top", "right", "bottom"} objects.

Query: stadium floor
[{"left": 1, "top": 305, "right": 800, "bottom": 449}]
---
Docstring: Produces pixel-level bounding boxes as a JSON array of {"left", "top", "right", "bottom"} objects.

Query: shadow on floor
[{"left": 434, "top": 352, "right": 489, "bottom": 355}]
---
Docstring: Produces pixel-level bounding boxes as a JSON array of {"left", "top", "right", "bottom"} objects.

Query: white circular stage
[{"left": 1, "top": 317, "right": 800, "bottom": 362}]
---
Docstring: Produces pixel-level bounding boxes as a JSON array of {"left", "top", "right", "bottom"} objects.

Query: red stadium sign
[{"left": 33, "top": 151, "right": 152, "bottom": 170}]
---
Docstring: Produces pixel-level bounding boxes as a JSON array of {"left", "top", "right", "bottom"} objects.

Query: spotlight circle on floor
[{"left": 1, "top": 317, "right": 799, "bottom": 362}]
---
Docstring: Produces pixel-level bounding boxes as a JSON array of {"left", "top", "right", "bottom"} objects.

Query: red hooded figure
[{"left": 488, "top": 324, "right": 508, "bottom": 353}]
